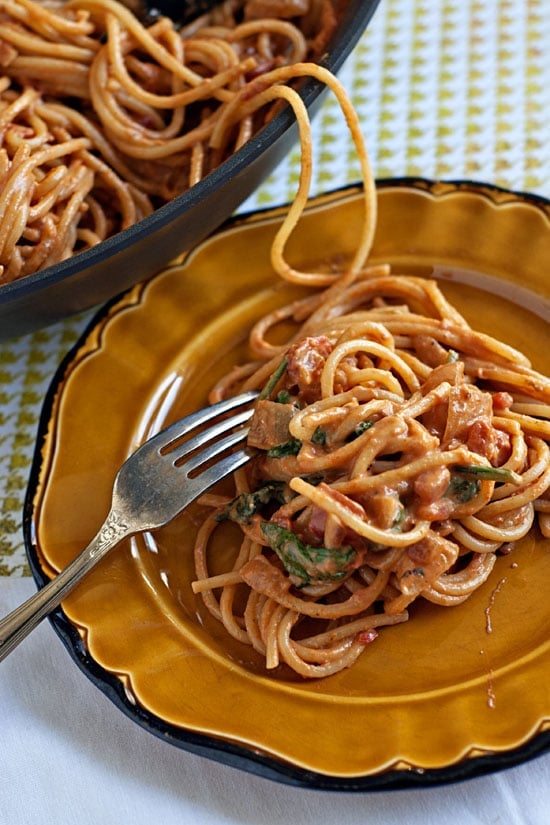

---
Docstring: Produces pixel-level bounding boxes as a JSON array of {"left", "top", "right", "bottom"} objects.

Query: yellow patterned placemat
[{"left": 1, "top": 0, "right": 549, "bottom": 575}]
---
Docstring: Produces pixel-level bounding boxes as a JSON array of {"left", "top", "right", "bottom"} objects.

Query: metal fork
[{"left": 0, "top": 390, "right": 258, "bottom": 662}]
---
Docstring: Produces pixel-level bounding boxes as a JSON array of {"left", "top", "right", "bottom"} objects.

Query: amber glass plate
[{"left": 25, "top": 179, "right": 550, "bottom": 790}]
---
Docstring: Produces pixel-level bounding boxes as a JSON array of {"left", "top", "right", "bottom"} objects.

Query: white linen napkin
[{"left": 1, "top": 578, "right": 548, "bottom": 825}]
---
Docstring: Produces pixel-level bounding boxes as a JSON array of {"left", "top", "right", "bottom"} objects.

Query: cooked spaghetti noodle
[
  {"left": 0, "top": 0, "right": 338, "bottom": 282},
  {"left": 190, "top": 67, "right": 550, "bottom": 679}
]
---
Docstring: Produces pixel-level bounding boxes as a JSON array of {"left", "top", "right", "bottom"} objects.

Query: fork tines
[{"left": 161, "top": 390, "right": 258, "bottom": 477}]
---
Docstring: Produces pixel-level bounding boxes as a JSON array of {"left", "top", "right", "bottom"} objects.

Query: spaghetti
[
  {"left": 0, "top": 0, "right": 338, "bottom": 283},
  {"left": 190, "top": 67, "right": 550, "bottom": 679}
]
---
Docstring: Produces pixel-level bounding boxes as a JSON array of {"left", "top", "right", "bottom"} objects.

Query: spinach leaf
[
  {"left": 346, "top": 419, "right": 374, "bottom": 441},
  {"left": 392, "top": 506, "right": 406, "bottom": 531},
  {"left": 447, "top": 475, "right": 481, "bottom": 503},
  {"left": 217, "top": 482, "right": 288, "bottom": 524},
  {"left": 261, "top": 521, "right": 357, "bottom": 587},
  {"left": 453, "top": 464, "right": 517, "bottom": 483},
  {"left": 259, "top": 358, "right": 288, "bottom": 400},
  {"left": 311, "top": 426, "right": 327, "bottom": 445},
  {"left": 276, "top": 390, "right": 291, "bottom": 404},
  {"left": 267, "top": 438, "right": 302, "bottom": 458}
]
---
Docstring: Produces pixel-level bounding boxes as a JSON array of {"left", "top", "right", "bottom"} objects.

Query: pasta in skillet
[{"left": 0, "top": 0, "right": 338, "bottom": 282}]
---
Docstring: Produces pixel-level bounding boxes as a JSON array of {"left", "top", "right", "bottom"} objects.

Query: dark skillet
[{"left": 0, "top": 0, "right": 381, "bottom": 340}]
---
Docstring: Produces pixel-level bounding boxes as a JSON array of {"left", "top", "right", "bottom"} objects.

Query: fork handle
[{"left": 0, "top": 509, "right": 131, "bottom": 663}]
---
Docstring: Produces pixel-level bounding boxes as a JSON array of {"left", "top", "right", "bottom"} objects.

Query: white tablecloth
[{"left": 2, "top": 581, "right": 549, "bottom": 825}]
